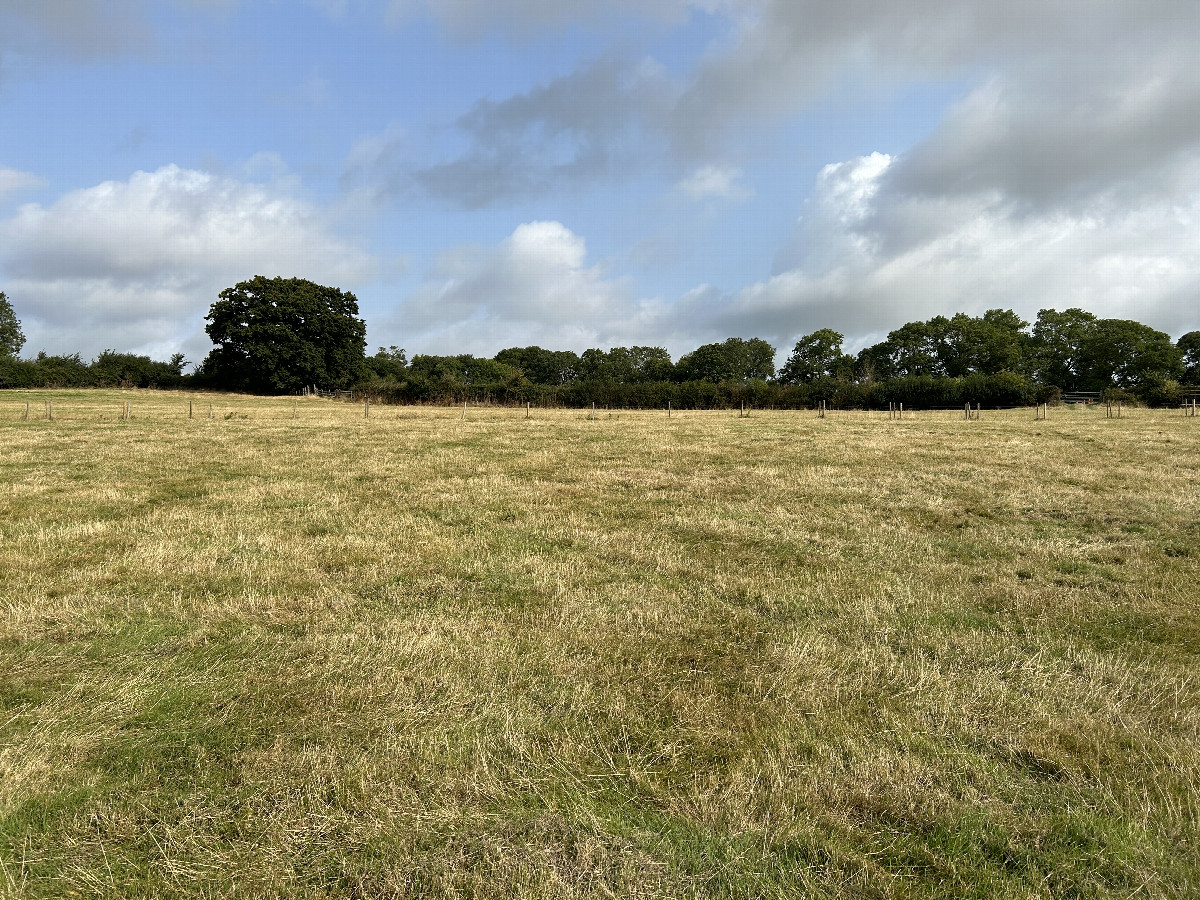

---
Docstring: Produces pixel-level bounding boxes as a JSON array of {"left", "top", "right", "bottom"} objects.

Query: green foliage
[
  {"left": 576, "top": 346, "right": 673, "bottom": 383},
  {"left": 1029, "top": 307, "right": 1097, "bottom": 389},
  {"left": 372, "top": 354, "right": 527, "bottom": 403},
  {"left": 1075, "top": 318, "right": 1182, "bottom": 390},
  {"left": 0, "top": 291, "right": 25, "bottom": 358},
  {"left": 859, "top": 310, "right": 1029, "bottom": 381},
  {"left": 91, "top": 350, "right": 188, "bottom": 388},
  {"left": 0, "top": 350, "right": 190, "bottom": 389},
  {"left": 1177, "top": 331, "right": 1200, "bottom": 384},
  {"left": 366, "top": 346, "right": 408, "bottom": 381},
  {"left": 201, "top": 276, "right": 367, "bottom": 394},
  {"left": 494, "top": 346, "right": 581, "bottom": 384},
  {"left": 675, "top": 337, "right": 775, "bottom": 383},
  {"left": 779, "top": 329, "right": 853, "bottom": 384},
  {"left": 0, "top": 352, "right": 89, "bottom": 388}
]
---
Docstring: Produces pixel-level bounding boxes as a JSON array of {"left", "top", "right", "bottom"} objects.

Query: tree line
[{"left": 2, "top": 280, "right": 1198, "bottom": 407}]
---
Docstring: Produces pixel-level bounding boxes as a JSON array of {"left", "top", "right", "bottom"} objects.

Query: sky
[{"left": 1, "top": 0, "right": 1198, "bottom": 367}]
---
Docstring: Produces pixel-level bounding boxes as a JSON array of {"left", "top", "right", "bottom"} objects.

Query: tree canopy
[
  {"left": 1180, "top": 331, "right": 1200, "bottom": 384},
  {"left": 779, "top": 329, "right": 854, "bottom": 384},
  {"left": 200, "top": 277, "right": 367, "bottom": 394},
  {"left": 0, "top": 292, "right": 25, "bottom": 358},
  {"left": 676, "top": 337, "right": 776, "bottom": 383}
]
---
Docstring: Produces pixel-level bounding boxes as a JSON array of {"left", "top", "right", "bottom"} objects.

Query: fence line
[{"left": 10, "top": 398, "right": 1200, "bottom": 425}]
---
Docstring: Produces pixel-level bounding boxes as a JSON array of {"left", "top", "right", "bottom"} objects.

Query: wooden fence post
[
  {"left": 48, "top": 400, "right": 54, "bottom": 421},
  {"left": 189, "top": 400, "right": 193, "bottom": 419},
  {"left": 23, "top": 402, "right": 29, "bottom": 421}
]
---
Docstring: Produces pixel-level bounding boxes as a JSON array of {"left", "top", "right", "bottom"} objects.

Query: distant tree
[
  {"left": 92, "top": 350, "right": 187, "bottom": 387},
  {"left": 574, "top": 346, "right": 673, "bottom": 383},
  {"left": 972, "top": 308, "right": 1031, "bottom": 374},
  {"left": 1029, "top": 308, "right": 1097, "bottom": 389},
  {"left": 930, "top": 310, "right": 1029, "bottom": 377},
  {"left": 1179, "top": 331, "right": 1200, "bottom": 384},
  {"left": 0, "top": 292, "right": 25, "bottom": 358},
  {"left": 1075, "top": 319, "right": 1182, "bottom": 390},
  {"left": 495, "top": 346, "right": 580, "bottom": 384},
  {"left": 367, "top": 346, "right": 408, "bottom": 380},
  {"left": 201, "top": 276, "right": 367, "bottom": 393},
  {"left": 676, "top": 337, "right": 775, "bottom": 382},
  {"left": 858, "top": 322, "right": 939, "bottom": 380},
  {"left": 779, "top": 329, "right": 853, "bottom": 383}
]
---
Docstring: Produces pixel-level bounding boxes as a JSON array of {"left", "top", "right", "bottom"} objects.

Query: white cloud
[
  {"left": 702, "top": 150, "right": 1200, "bottom": 346},
  {"left": 0, "top": 165, "right": 375, "bottom": 359},
  {"left": 387, "top": 221, "right": 672, "bottom": 354},
  {"left": 677, "top": 165, "right": 751, "bottom": 201},
  {"left": 0, "top": 167, "right": 43, "bottom": 199}
]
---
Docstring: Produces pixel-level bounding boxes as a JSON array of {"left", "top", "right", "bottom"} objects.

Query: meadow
[{"left": 1, "top": 389, "right": 1198, "bottom": 898}]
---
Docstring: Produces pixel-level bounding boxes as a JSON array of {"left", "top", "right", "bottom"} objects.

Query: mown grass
[{"left": 1, "top": 389, "right": 1198, "bottom": 898}]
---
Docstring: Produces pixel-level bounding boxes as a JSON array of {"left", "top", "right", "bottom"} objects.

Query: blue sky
[{"left": 2, "top": 0, "right": 1198, "bottom": 366}]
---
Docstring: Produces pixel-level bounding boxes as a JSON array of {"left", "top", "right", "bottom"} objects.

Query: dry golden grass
[{"left": 1, "top": 388, "right": 1198, "bottom": 898}]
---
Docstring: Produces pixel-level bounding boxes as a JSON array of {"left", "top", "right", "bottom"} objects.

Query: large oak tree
[{"left": 201, "top": 276, "right": 367, "bottom": 394}]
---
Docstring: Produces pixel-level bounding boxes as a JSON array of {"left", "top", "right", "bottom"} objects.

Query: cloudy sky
[{"left": 2, "top": 0, "right": 1198, "bottom": 365}]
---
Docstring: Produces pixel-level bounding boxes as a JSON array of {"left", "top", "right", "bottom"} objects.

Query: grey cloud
[
  {"left": 0, "top": 1, "right": 152, "bottom": 62},
  {"left": 385, "top": 0, "right": 706, "bottom": 40},
  {"left": 347, "top": 57, "right": 676, "bottom": 208},
  {"left": 355, "top": 0, "right": 1200, "bottom": 212}
]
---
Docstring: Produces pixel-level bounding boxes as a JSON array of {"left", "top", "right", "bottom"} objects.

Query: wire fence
[{"left": 5, "top": 394, "right": 1199, "bottom": 424}]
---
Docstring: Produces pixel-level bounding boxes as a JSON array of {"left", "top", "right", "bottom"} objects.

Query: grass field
[{"left": 1, "top": 389, "right": 1198, "bottom": 898}]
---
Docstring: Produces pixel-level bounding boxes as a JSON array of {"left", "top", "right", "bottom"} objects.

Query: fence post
[
  {"left": 48, "top": 400, "right": 54, "bottom": 421},
  {"left": 364, "top": 399, "right": 370, "bottom": 419},
  {"left": 208, "top": 404, "right": 213, "bottom": 420},
  {"left": 23, "top": 402, "right": 29, "bottom": 421},
  {"left": 667, "top": 401, "right": 671, "bottom": 418}
]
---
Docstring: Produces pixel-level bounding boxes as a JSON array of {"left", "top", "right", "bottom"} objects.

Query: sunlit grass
[{"left": 1, "top": 389, "right": 1198, "bottom": 898}]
